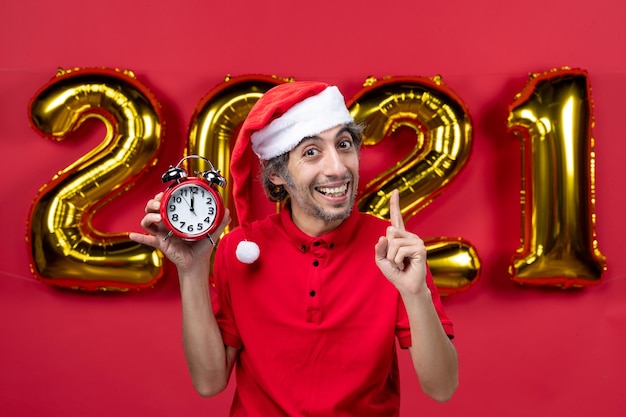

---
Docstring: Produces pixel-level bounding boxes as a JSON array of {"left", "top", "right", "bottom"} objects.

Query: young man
[{"left": 130, "top": 81, "right": 458, "bottom": 416}]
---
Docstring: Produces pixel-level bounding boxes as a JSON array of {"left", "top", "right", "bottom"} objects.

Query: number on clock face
[{"left": 166, "top": 184, "right": 218, "bottom": 235}]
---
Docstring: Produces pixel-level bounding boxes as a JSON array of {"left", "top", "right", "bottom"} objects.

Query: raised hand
[{"left": 374, "top": 189, "right": 428, "bottom": 295}]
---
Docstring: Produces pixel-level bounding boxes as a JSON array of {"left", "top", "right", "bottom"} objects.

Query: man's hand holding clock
[
  {"left": 129, "top": 192, "right": 231, "bottom": 274},
  {"left": 129, "top": 156, "right": 231, "bottom": 274}
]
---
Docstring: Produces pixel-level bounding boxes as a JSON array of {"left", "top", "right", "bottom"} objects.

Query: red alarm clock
[{"left": 160, "top": 155, "right": 226, "bottom": 242}]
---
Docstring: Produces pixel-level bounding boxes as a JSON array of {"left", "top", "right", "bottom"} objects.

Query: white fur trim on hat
[{"left": 250, "top": 86, "right": 354, "bottom": 160}]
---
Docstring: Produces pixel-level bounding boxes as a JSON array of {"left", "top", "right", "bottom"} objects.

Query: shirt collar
[{"left": 279, "top": 203, "right": 360, "bottom": 252}]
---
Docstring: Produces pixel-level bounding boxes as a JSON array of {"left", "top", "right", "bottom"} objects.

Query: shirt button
[
  {"left": 309, "top": 290, "right": 316, "bottom": 297},
  {"left": 312, "top": 260, "right": 319, "bottom": 267},
  {"left": 329, "top": 243, "right": 334, "bottom": 249},
  {"left": 300, "top": 245, "right": 306, "bottom": 252}
]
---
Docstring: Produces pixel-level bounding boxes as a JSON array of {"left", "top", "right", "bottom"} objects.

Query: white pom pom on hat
[
  {"left": 235, "top": 240, "right": 261, "bottom": 264},
  {"left": 230, "top": 81, "right": 354, "bottom": 263}
]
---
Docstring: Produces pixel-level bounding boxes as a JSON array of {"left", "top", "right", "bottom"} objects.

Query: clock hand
[
  {"left": 179, "top": 194, "right": 197, "bottom": 216},
  {"left": 190, "top": 195, "right": 197, "bottom": 216}
]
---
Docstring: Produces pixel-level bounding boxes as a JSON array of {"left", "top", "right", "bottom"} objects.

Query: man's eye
[
  {"left": 304, "top": 148, "right": 318, "bottom": 157},
  {"left": 339, "top": 139, "right": 353, "bottom": 149}
]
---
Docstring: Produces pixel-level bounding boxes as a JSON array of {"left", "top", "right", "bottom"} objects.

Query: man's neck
[{"left": 288, "top": 203, "right": 343, "bottom": 237}]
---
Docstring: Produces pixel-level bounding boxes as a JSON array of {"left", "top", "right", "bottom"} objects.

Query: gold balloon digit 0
[
  {"left": 349, "top": 76, "right": 480, "bottom": 295},
  {"left": 186, "top": 74, "right": 290, "bottom": 231},
  {"left": 507, "top": 68, "right": 606, "bottom": 287},
  {"left": 27, "top": 67, "right": 164, "bottom": 291}
]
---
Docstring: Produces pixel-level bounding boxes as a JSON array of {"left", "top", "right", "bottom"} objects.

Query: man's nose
[{"left": 322, "top": 149, "right": 347, "bottom": 176}]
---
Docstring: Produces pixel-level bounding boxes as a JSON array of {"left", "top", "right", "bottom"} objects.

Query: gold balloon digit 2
[
  {"left": 350, "top": 76, "right": 480, "bottom": 295},
  {"left": 27, "top": 68, "right": 164, "bottom": 291}
]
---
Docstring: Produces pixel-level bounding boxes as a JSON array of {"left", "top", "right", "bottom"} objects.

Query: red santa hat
[{"left": 230, "top": 81, "right": 354, "bottom": 263}]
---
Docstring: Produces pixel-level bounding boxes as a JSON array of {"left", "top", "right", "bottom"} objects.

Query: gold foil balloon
[
  {"left": 27, "top": 67, "right": 164, "bottom": 291},
  {"left": 424, "top": 237, "right": 481, "bottom": 293},
  {"left": 508, "top": 68, "right": 606, "bottom": 287},
  {"left": 186, "top": 74, "right": 289, "bottom": 230},
  {"left": 184, "top": 75, "right": 479, "bottom": 295},
  {"left": 349, "top": 76, "right": 479, "bottom": 295}
]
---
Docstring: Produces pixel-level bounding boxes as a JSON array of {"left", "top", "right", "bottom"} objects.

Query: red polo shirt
[{"left": 212, "top": 206, "right": 453, "bottom": 416}]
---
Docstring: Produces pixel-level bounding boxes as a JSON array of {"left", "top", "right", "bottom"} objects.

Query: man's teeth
[{"left": 317, "top": 184, "right": 348, "bottom": 197}]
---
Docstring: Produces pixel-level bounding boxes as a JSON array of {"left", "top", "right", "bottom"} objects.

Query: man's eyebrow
[
  {"left": 337, "top": 126, "right": 350, "bottom": 136},
  {"left": 296, "top": 136, "right": 321, "bottom": 149},
  {"left": 334, "top": 126, "right": 352, "bottom": 138}
]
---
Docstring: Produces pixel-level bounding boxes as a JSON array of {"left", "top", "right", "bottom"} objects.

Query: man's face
[{"left": 273, "top": 124, "right": 360, "bottom": 235}]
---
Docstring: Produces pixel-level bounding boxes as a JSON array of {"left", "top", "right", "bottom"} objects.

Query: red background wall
[{"left": 1, "top": 0, "right": 625, "bottom": 416}]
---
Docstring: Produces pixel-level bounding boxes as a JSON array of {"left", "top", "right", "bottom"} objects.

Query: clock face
[{"left": 163, "top": 181, "right": 221, "bottom": 238}]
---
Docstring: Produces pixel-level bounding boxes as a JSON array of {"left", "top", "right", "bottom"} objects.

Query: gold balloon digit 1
[
  {"left": 186, "top": 74, "right": 289, "bottom": 230},
  {"left": 27, "top": 68, "right": 164, "bottom": 291},
  {"left": 507, "top": 68, "right": 606, "bottom": 288},
  {"left": 350, "top": 76, "right": 480, "bottom": 295}
]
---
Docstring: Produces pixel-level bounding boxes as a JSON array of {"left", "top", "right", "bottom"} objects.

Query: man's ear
[{"left": 269, "top": 172, "right": 286, "bottom": 186}]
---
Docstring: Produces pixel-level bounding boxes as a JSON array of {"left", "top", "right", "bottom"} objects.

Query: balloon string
[{"left": 0, "top": 269, "right": 39, "bottom": 283}]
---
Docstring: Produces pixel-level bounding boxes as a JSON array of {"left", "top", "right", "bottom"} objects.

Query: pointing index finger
[{"left": 390, "top": 189, "right": 405, "bottom": 231}]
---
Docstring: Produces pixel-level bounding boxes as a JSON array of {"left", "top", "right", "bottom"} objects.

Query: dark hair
[{"left": 260, "top": 122, "right": 364, "bottom": 202}]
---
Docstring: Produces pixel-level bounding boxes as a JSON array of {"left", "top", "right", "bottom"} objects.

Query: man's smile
[{"left": 315, "top": 182, "right": 349, "bottom": 198}]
